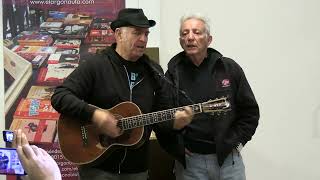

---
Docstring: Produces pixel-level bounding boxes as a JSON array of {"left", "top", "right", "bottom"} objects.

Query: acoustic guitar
[{"left": 58, "top": 97, "right": 230, "bottom": 166}]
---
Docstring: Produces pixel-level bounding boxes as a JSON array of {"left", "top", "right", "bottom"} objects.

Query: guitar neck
[{"left": 118, "top": 104, "right": 203, "bottom": 130}]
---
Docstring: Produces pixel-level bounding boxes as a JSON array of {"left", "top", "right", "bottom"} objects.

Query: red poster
[{"left": 3, "top": 0, "right": 125, "bottom": 179}]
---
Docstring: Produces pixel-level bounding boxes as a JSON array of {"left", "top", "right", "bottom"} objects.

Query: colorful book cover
[
  {"left": 87, "top": 45, "right": 107, "bottom": 54},
  {"left": 12, "top": 45, "right": 57, "bottom": 55},
  {"left": 46, "top": 64, "right": 76, "bottom": 78},
  {"left": 26, "top": 86, "right": 55, "bottom": 99},
  {"left": 58, "top": 24, "right": 88, "bottom": 39},
  {"left": 18, "top": 53, "right": 48, "bottom": 69},
  {"left": 40, "top": 22, "right": 64, "bottom": 29},
  {"left": 55, "top": 48, "right": 80, "bottom": 55},
  {"left": 36, "top": 67, "right": 49, "bottom": 85},
  {"left": 91, "top": 21, "right": 111, "bottom": 30},
  {"left": 37, "top": 66, "right": 76, "bottom": 85},
  {"left": 10, "top": 118, "right": 57, "bottom": 144},
  {"left": 48, "top": 54, "right": 80, "bottom": 64},
  {"left": 89, "top": 30, "right": 109, "bottom": 36},
  {"left": 85, "top": 35, "right": 115, "bottom": 44},
  {"left": 13, "top": 98, "right": 60, "bottom": 120},
  {"left": 12, "top": 45, "right": 40, "bottom": 54},
  {"left": 16, "top": 34, "right": 54, "bottom": 46},
  {"left": 63, "top": 14, "right": 81, "bottom": 25},
  {"left": 38, "top": 46, "right": 57, "bottom": 54},
  {"left": 79, "top": 16, "right": 93, "bottom": 25},
  {"left": 48, "top": 11, "right": 67, "bottom": 19},
  {"left": 53, "top": 39, "right": 81, "bottom": 48}
]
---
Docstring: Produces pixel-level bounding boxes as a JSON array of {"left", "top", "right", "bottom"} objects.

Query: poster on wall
[{"left": 2, "top": 0, "right": 125, "bottom": 179}]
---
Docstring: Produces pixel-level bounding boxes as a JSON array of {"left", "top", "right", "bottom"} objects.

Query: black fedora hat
[{"left": 110, "top": 8, "right": 156, "bottom": 31}]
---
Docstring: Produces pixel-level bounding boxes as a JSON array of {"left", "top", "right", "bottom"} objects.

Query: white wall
[
  {"left": 126, "top": 0, "right": 160, "bottom": 47},
  {"left": 160, "top": 0, "right": 320, "bottom": 179}
]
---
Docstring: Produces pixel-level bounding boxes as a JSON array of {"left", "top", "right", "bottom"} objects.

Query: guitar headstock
[{"left": 201, "top": 97, "right": 231, "bottom": 114}]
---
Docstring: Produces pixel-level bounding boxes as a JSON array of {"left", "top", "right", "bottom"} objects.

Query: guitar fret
[
  {"left": 148, "top": 115, "right": 152, "bottom": 125},
  {"left": 138, "top": 117, "right": 142, "bottom": 126},
  {"left": 149, "top": 113, "right": 154, "bottom": 125},
  {"left": 153, "top": 113, "right": 158, "bottom": 123},
  {"left": 132, "top": 117, "right": 137, "bottom": 127},
  {"left": 160, "top": 113, "right": 166, "bottom": 122},
  {"left": 124, "top": 119, "right": 128, "bottom": 130},
  {"left": 143, "top": 116, "right": 147, "bottom": 126},
  {"left": 127, "top": 118, "right": 131, "bottom": 129},
  {"left": 136, "top": 117, "right": 141, "bottom": 127},
  {"left": 128, "top": 119, "right": 132, "bottom": 129}
]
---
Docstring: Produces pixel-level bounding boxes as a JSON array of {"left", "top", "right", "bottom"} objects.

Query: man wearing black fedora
[{"left": 51, "top": 8, "right": 193, "bottom": 180}]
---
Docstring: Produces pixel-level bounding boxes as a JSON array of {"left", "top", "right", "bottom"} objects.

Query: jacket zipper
[
  {"left": 118, "top": 65, "right": 144, "bottom": 173},
  {"left": 123, "top": 65, "right": 144, "bottom": 101}
]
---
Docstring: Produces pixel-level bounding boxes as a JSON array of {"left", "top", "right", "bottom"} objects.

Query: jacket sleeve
[
  {"left": 51, "top": 58, "right": 98, "bottom": 122},
  {"left": 226, "top": 65, "right": 260, "bottom": 148}
]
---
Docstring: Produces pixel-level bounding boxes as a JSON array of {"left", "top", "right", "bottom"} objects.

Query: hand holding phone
[
  {"left": 10, "top": 129, "right": 62, "bottom": 180},
  {"left": 17, "top": 145, "right": 61, "bottom": 180},
  {"left": 0, "top": 130, "right": 26, "bottom": 175}
]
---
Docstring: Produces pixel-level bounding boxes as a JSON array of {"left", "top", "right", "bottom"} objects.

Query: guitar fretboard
[{"left": 118, "top": 104, "right": 202, "bottom": 130}]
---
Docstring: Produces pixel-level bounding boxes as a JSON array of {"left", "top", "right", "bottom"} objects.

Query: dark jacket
[
  {"left": 159, "top": 48, "right": 260, "bottom": 166},
  {"left": 51, "top": 44, "right": 173, "bottom": 173}
]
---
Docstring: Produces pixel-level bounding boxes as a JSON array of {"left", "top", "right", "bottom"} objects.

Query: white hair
[{"left": 180, "top": 13, "right": 211, "bottom": 36}]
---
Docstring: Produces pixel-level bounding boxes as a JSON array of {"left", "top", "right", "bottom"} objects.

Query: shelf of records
[
  {"left": 4, "top": 11, "right": 116, "bottom": 68},
  {"left": 4, "top": 44, "right": 77, "bottom": 112}
]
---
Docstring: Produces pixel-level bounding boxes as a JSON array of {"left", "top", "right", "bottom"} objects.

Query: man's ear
[
  {"left": 114, "top": 28, "right": 122, "bottom": 41},
  {"left": 179, "top": 37, "right": 184, "bottom": 48},
  {"left": 208, "top": 35, "right": 213, "bottom": 46}
]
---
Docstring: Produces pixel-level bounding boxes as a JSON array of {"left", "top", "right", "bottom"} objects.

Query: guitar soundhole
[{"left": 99, "top": 130, "right": 132, "bottom": 147}]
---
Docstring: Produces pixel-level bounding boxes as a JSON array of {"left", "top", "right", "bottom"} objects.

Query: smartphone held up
[
  {"left": 0, "top": 147, "right": 25, "bottom": 175},
  {"left": 3, "top": 130, "right": 14, "bottom": 143},
  {"left": 0, "top": 130, "right": 26, "bottom": 175}
]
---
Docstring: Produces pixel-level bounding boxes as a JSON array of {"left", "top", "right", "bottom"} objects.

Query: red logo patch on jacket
[{"left": 221, "top": 79, "right": 230, "bottom": 87}]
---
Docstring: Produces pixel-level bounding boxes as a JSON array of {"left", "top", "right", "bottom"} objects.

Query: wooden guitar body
[{"left": 58, "top": 102, "right": 144, "bottom": 165}]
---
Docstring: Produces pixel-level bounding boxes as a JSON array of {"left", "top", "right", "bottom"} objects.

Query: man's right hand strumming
[{"left": 92, "top": 109, "right": 122, "bottom": 138}]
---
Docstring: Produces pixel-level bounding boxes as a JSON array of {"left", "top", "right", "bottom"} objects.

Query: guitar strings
[
  {"left": 117, "top": 106, "right": 196, "bottom": 130},
  {"left": 117, "top": 98, "right": 228, "bottom": 130}
]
